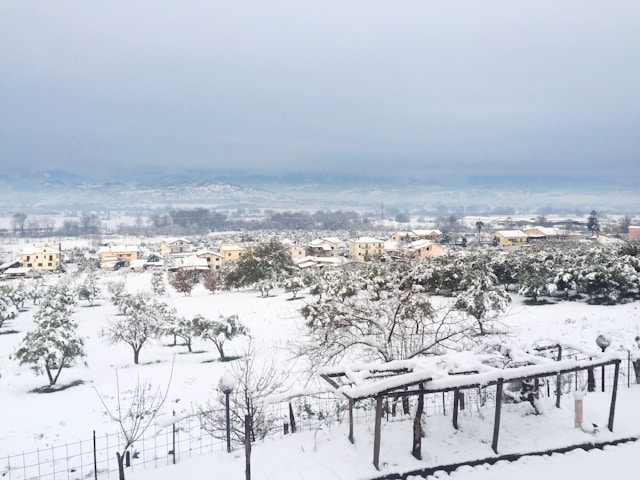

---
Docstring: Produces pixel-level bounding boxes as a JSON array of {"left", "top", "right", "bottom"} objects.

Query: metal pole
[
  {"left": 172, "top": 411, "right": 176, "bottom": 464},
  {"left": 226, "top": 392, "right": 231, "bottom": 453}
]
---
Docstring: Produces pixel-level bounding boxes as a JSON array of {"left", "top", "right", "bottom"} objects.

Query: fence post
[
  {"left": 172, "top": 411, "right": 176, "bottom": 465},
  {"left": 52, "top": 445, "right": 55, "bottom": 480},
  {"left": 93, "top": 431, "right": 98, "bottom": 480}
]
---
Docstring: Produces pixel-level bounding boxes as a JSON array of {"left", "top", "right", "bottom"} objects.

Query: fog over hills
[{"left": 0, "top": 168, "right": 637, "bottom": 216}]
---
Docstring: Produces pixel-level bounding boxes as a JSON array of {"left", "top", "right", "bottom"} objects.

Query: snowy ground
[{"left": 1, "top": 265, "right": 639, "bottom": 479}]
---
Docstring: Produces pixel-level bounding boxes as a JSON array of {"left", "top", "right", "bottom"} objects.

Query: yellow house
[
  {"left": 20, "top": 244, "right": 62, "bottom": 271},
  {"left": 288, "top": 244, "right": 306, "bottom": 260},
  {"left": 492, "top": 230, "right": 529, "bottom": 247},
  {"left": 160, "top": 238, "right": 192, "bottom": 255},
  {"left": 99, "top": 245, "right": 139, "bottom": 265},
  {"left": 348, "top": 237, "right": 384, "bottom": 262},
  {"left": 197, "top": 250, "right": 225, "bottom": 271},
  {"left": 219, "top": 242, "right": 248, "bottom": 262}
]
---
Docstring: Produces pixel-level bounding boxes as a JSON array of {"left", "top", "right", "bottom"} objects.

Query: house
[
  {"left": 403, "top": 240, "right": 444, "bottom": 259},
  {"left": 170, "top": 255, "right": 210, "bottom": 272},
  {"left": 411, "top": 229, "right": 443, "bottom": 242},
  {"left": 99, "top": 245, "right": 139, "bottom": 265},
  {"left": 219, "top": 242, "right": 248, "bottom": 262},
  {"left": 307, "top": 237, "right": 342, "bottom": 257},
  {"left": 348, "top": 237, "right": 384, "bottom": 262},
  {"left": 19, "top": 244, "right": 62, "bottom": 271},
  {"left": 196, "top": 250, "right": 225, "bottom": 271},
  {"left": 629, "top": 226, "right": 640, "bottom": 242},
  {"left": 288, "top": 244, "right": 306, "bottom": 260},
  {"left": 492, "top": 230, "right": 529, "bottom": 247},
  {"left": 391, "top": 230, "right": 443, "bottom": 243},
  {"left": 522, "top": 226, "right": 563, "bottom": 242},
  {"left": 160, "top": 238, "right": 192, "bottom": 255},
  {"left": 294, "top": 255, "right": 350, "bottom": 270}
]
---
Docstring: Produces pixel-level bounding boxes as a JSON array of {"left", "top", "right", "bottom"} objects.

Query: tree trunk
[
  {"left": 116, "top": 451, "right": 126, "bottom": 480},
  {"left": 633, "top": 359, "right": 640, "bottom": 384},
  {"left": 133, "top": 347, "right": 140, "bottom": 365}
]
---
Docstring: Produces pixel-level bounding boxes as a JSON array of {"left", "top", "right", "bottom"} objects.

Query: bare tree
[
  {"left": 199, "top": 341, "right": 287, "bottom": 444},
  {"left": 94, "top": 363, "right": 174, "bottom": 480},
  {"left": 11, "top": 212, "right": 27, "bottom": 236}
]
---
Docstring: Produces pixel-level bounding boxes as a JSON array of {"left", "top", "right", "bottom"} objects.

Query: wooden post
[
  {"left": 453, "top": 388, "right": 460, "bottom": 430},
  {"left": 172, "top": 410, "right": 176, "bottom": 464},
  {"left": 245, "top": 415, "right": 251, "bottom": 480},
  {"left": 608, "top": 361, "right": 620, "bottom": 432},
  {"left": 556, "top": 344, "right": 563, "bottom": 408},
  {"left": 587, "top": 368, "right": 595, "bottom": 392},
  {"left": 225, "top": 391, "right": 231, "bottom": 453},
  {"left": 373, "top": 396, "right": 383, "bottom": 470},
  {"left": 348, "top": 398, "right": 355, "bottom": 444},
  {"left": 491, "top": 379, "right": 504, "bottom": 454},
  {"left": 411, "top": 384, "right": 424, "bottom": 460},
  {"left": 288, "top": 402, "right": 296, "bottom": 434}
]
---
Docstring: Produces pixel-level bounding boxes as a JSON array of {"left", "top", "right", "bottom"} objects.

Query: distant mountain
[{"left": 0, "top": 168, "right": 637, "bottom": 215}]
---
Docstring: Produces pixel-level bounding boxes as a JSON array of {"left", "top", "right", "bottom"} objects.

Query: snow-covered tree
[
  {"left": 587, "top": 210, "right": 600, "bottom": 237},
  {"left": 102, "top": 293, "right": 172, "bottom": 364},
  {"left": 162, "top": 314, "right": 198, "bottom": 352},
  {"left": 14, "top": 284, "right": 84, "bottom": 387},
  {"left": 150, "top": 269, "right": 166, "bottom": 296},
  {"left": 192, "top": 314, "right": 249, "bottom": 360},
  {"left": 0, "top": 282, "right": 27, "bottom": 310},
  {"left": 0, "top": 295, "right": 18, "bottom": 330},
  {"left": 300, "top": 262, "right": 496, "bottom": 366},
  {"left": 77, "top": 270, "right": 101, "bottom": 305},
  {"left": 169, "top": 268, "right": 197, "bottom": 296},
  {"left": 281, "top": 273, "right": 306, "bottom": 299}
]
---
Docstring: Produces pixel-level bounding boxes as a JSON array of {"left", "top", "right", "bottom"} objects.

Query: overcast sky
[{"left": 1, "top": 0, "right": 639, "bottom": 182}]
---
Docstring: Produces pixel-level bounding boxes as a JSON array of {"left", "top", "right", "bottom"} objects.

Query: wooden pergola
[{"left": 320, "top": 352, "right": 622, "bottom": 470}]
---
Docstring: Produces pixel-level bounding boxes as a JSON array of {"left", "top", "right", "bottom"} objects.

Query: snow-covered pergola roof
[{"left": 318, "top": 348, "right": 623, "bottom": 470}]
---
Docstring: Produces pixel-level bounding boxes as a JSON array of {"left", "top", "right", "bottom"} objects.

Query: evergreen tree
[
  {"left": 151, "top": 269, "right": 166, "bottom": 296},
  {"left": 587, "top": 210, "right": 600, "bottom": 237}
]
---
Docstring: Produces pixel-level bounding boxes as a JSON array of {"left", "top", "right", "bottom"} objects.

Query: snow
[{"left": 1, "top": 267, "right": 639, "bottom": 480}]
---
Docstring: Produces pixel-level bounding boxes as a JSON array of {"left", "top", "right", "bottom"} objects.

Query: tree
[
  {"left": 169, "top": 268, "right": 197, "bottom": 296},
  {"left": 14, "top": 284, "right": 85, "bottom": 387},
  {"left": 587, "top": 210, "right": 600, "bottom": 237},
  {"left": 102, "top": 293, "right": 172, "bottom": 364},
  {"left": 80, "top": 213, "right": 102, "bottom": 235},
  {"left": 11, "top": 212, "right": 27, "bottom": 236},
  {"left": 202, "top": 270, "right": 219, "bottom": 294},
  {"left": 475, "top": 220, "right": 485, "bottom": 246},
  {"left": 300, "top": 262, "right": 492, "bottom": 366},
  {"left": 0, "top": 295, "right": 18, "bottom": 330},
  {"left": 95, "top": 365, "right": 173, "bottom": 480},
  {"left": 78, "top": 270, "right": 101, "bottom": 305},
  {"left": 193, "top": 314, "right": 249, "bottom": 360},
  {"left": 232, "top": 238, "right": 296, "bottom": 288},
  {"left": 199, "top": 341, "right": 286, "bottom": 443},
  {"left": 150, "top": 269, "right": 166, "bottom": 296},
  {"left": 163, "top": 314, "right": 198, "bottom": 352}
]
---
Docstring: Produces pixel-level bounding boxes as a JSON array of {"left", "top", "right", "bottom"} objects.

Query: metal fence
[{"left": 3, "top": 353, "right": 638, "bottom": 480}]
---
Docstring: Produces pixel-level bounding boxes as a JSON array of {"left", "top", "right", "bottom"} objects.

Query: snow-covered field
[{"left": 1, "top": 261, "right": 639, "bottom": 480}]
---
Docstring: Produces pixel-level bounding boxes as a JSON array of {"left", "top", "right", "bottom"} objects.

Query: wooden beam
[
  {"left": 453, "top": 388, "right": 460, "bottom": 430},
  {"left": 492, "top": 379, "right": 504, "bottom": 454},
  {"left": 373, "top": 396, "right": 383, "bottom": 470},
  {"left": 412, "top": 384, "right": 425, "bottom": 460},
  {"left": 608, "top": 361, "right": 620, "bottom": 432}
]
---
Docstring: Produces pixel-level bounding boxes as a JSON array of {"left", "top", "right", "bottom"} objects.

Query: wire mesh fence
[{"left": 2, "top": 353, "right": 638, "bottom": 480}]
